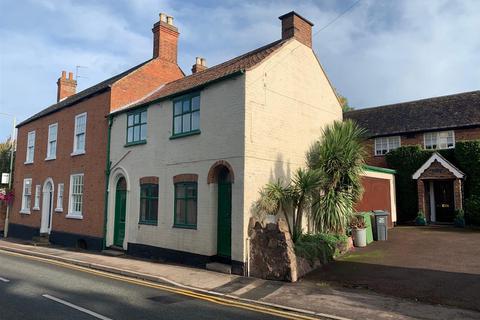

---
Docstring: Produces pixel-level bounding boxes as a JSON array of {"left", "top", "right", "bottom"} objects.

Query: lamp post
[{"left": 0, "top": 112, "right": 17, "bottom": 238}]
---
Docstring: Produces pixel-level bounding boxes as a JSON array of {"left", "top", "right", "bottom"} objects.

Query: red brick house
[
  {"left": 8, "top": 13, "right": 184, "bottom": 249},
  {"left": 345, "top": 91, "right": 480, "bottom": 223}
]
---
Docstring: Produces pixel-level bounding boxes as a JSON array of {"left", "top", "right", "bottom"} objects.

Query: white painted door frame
[
  {"left": 40, "top": 179, "right": 54, "bottom": 234},
  {"left": 429, "top": 181, "right": 436, "bottom": 222}
]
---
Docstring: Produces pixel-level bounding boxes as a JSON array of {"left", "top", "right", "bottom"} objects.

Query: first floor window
[
  {"left": 73, "top": 113, "right": 87, "bottom": 154},
  {"left": 172, "top": 93, "right": 200, "bottom": 136},
  {"left": 375, "top": 136, "right": 401, "bottom": 155},
  {"left": 46, "top": 123, "right": 58, "bottom": 159},
  {"left": 139, "top": 183, "right": 158, "bottom": 224},
  {"left": 56, "top": 183, "right": 64, "bottom": 211},
  {"left": 21, "top": 179, "right": 32, "bottom": 212},
  {"left": 68, "top": 174, "right": 84, "bottom": 217},
  {"left": 26, "top": 131, "right": 35, "bottom": 163},
  {"left": 424, "top": 130, "right": 455, "bottom": 150},
  {"left": 33, "top": 185, "right": 41, "bottom": 210},
  {"left": 174, "top": 182, "right": 197, "bottom": 228},
  {"left": 127, "top": 109, "right": 147, "bottom": 144}
]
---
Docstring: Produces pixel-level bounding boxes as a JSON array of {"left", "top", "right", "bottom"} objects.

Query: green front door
[
  {"left": 217, "top": 180, "right": 232, "bottom": 258},
  {"left": 114, "top": 178, "right": 127, "bottom": 247}
]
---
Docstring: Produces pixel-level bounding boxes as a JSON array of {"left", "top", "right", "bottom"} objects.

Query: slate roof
[
  {"left": 344, "top": 90, "right": 480, "bottom": 138},
  {"left": 17, "top": 59, "right": 153, "bottom": 127},
  {"left": 120, "top": 39, "right": 288, "bottom": 112}
]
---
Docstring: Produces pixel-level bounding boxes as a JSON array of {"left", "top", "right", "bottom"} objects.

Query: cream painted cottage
[{"left": 105, "top": 12, "right": 342, "bottom": 275}]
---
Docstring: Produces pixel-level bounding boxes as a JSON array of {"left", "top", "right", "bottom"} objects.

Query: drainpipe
[{"left": 102, "top": 115, "right": 113, "bottom": 250}]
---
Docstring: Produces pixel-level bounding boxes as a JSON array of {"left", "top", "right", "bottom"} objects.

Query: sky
[{"left": 1, "top": 0, "right": 479, "bottom": 140}]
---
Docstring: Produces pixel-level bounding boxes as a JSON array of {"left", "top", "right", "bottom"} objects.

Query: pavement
[{"left": 1, "top": 233, "right": 479, "bottom": 320}]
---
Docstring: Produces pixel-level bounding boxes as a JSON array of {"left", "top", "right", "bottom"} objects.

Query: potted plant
[
  {"left": 454, "top": 209, "right": 465, "bottom": 228},
  {"left": 350, "top": 215, "right": 367, "bottom": 247},
  {"left": 415, "top": 211, "right": 427, "bottom": 226}
]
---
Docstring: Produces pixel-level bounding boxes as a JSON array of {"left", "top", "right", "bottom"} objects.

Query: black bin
[{"left": 373, "top": 210, "right": 389, "bottom": 241}]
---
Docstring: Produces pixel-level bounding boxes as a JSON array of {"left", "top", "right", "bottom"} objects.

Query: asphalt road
[{"left": 0, "top": 251, "right": 292, "bottom": 320}]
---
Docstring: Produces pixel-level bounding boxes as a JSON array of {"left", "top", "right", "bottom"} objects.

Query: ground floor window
[
  {"left": 174, "top": 182, "right": 197, "bottom": 228},
  {"left": 68, "top": 174, "right": 84, "bottom": 218},
  {"left": 33, "top": 185, "right": 41, "bottom": 210},
  {"left": 56, "top": 183, "right": 64, "bottom": 212},
  {"left": 139, "top": 183, "right": 158, "bottom": 225},
  {"left": 21, "top": 178, "right": 32, "bottom": 213}
]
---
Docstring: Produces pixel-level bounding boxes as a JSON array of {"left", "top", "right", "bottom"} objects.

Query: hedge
[{"left": 385, "top": 141, "right": 480, "bottom": 224}]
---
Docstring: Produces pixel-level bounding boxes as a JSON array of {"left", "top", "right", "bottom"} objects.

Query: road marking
[
  {"left": 0, "top": 276, "right": 10, "bottom": 282},
  {"left": 0, "top": 249, "right": 331, "bottom": 320},
  {"left": 42, "top": 294, "right": 112, "bottom": 320}
]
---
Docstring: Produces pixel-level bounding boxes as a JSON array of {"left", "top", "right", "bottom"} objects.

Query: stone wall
[{"left": 248, "top": 217, "right": 350, "bottom": 282}]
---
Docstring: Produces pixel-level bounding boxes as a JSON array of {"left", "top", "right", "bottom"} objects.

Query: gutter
[{"left": 102, "top": 115, "right": 113, "bottom": 249}]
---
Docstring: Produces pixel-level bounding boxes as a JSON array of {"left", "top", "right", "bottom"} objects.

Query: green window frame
[
  {"left": 172, "top": 93, "right": 200, "bottom": 138},
  {"left": 174, "top": 182, "right": 197, "bottom": 228},
  {"left": 126, "top": 109, "right": 147, "bottom": 145},
  {"left": 139, "top": 183, "right": 158, "bottom": 225}
]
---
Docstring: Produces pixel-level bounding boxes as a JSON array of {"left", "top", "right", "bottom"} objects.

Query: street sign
[{"left": 1, "top": 173, "right": 9, "bottom": 184}]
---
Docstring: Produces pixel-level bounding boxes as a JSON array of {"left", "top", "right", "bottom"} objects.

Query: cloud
[{"left": 1, "top": 0, "right": 479, "bottom": 140}]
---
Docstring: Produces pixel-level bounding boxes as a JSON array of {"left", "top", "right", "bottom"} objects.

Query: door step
[
  {"left": 102, "top": 247, "right": 125, "bottom": 257},
  {"left": 206, "top": 262, "right": 231, "bottom": 274},
  {"left": 31, "top": 235, "right": 50, "bottom": 246}
]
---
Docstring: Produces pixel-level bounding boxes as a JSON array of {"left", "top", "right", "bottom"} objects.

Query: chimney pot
[
  {"left": 278, "top": 11, "right": 314, "bottom": 48},
  {"left": 201, "top": 58, "right": 206, "bottom": 66},
  {"left": 167, "top": 16, "right": 174, "bottom": 25},
  {"left": 61, "top": 70, "right": 66, "bottom": 79},
  {"left": 159, "top": 13, "right": 167, "bottom": 22},
  {"left": 68, "top": 72, "right": 74, "bottom": 80}
]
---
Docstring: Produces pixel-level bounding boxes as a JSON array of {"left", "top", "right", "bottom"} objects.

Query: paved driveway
[{"left": 304, "top": 226, "right": 480, "bottom": 311}]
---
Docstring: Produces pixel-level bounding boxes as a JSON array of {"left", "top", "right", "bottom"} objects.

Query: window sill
[
  {"left": 66, "top": 213, "right": 83, "bottom": 220},
  {"left": 45, "top": 157, "right": 56, "bottom": 161},
  {"left": 33, "top": 207, "right": 40, "bottom": 211},
  {"left": 173, "top": 224, "right": 197, "bottom": 230},
  {"left": 139, "top": 220, "right": 158, "bottom": 226},
  {"left": 20, "top": 210, "right": 31, "bottom": 215},
  {"left": 170, "top": 130, "right": 201, "bottom": 140},
  {"left": 71, "top": 151, "right": 85, "bottom": 157},
  {"left": 125, "top": 140, "right": 147, "bottom": 147},
  {"left": 55, "top": 208, "right": 63, "bottom": 213},
  {"left": 24, "top": 161, "right": 33, "bottom": 165}
]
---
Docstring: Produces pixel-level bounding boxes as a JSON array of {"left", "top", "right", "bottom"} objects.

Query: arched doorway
[
  {"left": 113, "top": 177, "right": 127, "bottom": 247},
  {"left": 208, "top": 161, "right": 234, "bottom": 260},
  {"left": 40, "top": 179, "right": 54, "bottom": 234}
]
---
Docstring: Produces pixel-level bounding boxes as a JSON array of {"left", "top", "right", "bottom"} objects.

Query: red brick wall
[
  {"left": 363, "top": 126, "right": 480, "bottom": 168},
  {"left": 356, "top": 176, "right": 393, "bottom": 227},
  {"left": 110, "top": 59, "right": 183, "bottom": 111},
  {"left": 11, "top": 92, "right": 110, "bottom": 237}
]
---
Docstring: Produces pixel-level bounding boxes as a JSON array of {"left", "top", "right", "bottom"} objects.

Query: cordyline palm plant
[
  {"left": 255, "top": 120, "right": 366, "bottom": 240},
  {"left": 255, "top": 168, "right": 322, "bottom": 242},
  {"left": 307, "top": 120, "right": 366, "bottom": 234}
]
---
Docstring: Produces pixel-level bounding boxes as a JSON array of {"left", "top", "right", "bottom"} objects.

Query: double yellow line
[{"left": 0, "top": 249, "right": 320, "bottom": 320}]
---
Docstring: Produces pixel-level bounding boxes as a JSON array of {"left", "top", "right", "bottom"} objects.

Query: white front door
[{"left": 40, "top": 180, "right": 54, "bottom": 234}]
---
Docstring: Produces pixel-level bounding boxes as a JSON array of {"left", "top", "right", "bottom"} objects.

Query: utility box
[{"left": 373, "top": 210, "right": 389, "bottom": 241}]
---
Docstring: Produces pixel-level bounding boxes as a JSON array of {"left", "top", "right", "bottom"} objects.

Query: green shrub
[
  {"left": 465, "top": 195, "right": 480, "bottom": 225},
  {"left": 415, "top": 211, "right": 427, "bottom": 226},
  {"left": 294, "top": 233, "right": 349, "bottom": 264}
]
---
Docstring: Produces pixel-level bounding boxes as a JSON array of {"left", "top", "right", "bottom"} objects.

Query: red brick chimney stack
[
  {"left": 191, "top": 57, "right": 207, "bottom": 74},
  {"left": 278, "top": 11, "right": 314, "bottom": 48},
  {"left": 152, "top": 12, "right": 179, "bottom": 63},
  {"left": 57, "top": 70, "right": 77, "bottom": 102}
]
